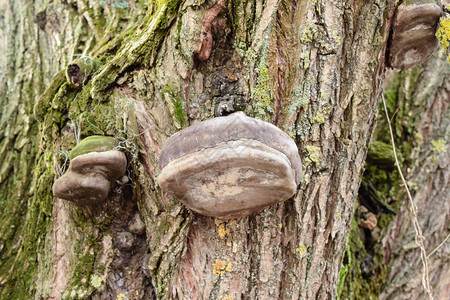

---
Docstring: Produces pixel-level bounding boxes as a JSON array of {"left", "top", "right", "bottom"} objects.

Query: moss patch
[
  {"left": 339, "top": 66, "right": 432, "bottom": 299},
  {"left": 253, "top": 59, "right": 273, "bottom": 117},
  {"left": 69, "top": 136, "right": 118, "bottom": 160}
]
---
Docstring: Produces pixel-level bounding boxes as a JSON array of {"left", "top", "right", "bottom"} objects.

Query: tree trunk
[
  {"left": 379, "top": 50, "right": 449, "bottom": 300},
  {"left": 338, "top": 48, "right": 450, "bottom": 300},
  {"left": 0, "top": 0, "right": 446, "bottom": 299}
]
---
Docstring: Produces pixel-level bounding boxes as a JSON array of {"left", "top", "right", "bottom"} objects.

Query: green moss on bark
[
  {"left": 0, "top": 152, "right": 53, "bottom": 298},
  {"left": 339, "top": 65, "right": 430, "bottom": 299},
  {"left": 69, "top": 136, "right": 117, "bottom": 160},
  {"left": 1, "top": 0, "right": 171, "bottom": 298}
]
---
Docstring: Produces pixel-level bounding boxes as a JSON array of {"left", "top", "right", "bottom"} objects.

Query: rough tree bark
[
  {"left": 338, "top": 49, "right": 450, "bottom": 300},
  {"left": 0, "top": 0, "right": 447, "bottom": 299},
  {"left": 379, "top": 48, "right": 449, "bottom": 300}
]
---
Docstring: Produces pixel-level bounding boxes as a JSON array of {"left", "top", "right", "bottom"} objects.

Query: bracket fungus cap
[
  {"left": 158, "top": 112, "right": 302, "bottom": 219},
  {"left": 70, "top": 151, "right": 128, "bottom": 179},
  {"left": 52, "top": 172, "right": 111, "bottom": 206},
  {"left": 389, "top": 1, "right": 443, "bottom": 69},
  {"left": 53, "top": 136, "right": 127, "bottom": 206}
]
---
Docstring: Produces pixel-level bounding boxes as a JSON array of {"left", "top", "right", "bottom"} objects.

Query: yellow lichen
[
  {"left": 312, "top": 103, "right": 330, "bottom": 124},
  {"left": 312, "top": 111, "right": 326, "bottom": 124},
  {"left": 305, "top": 145, "right": 321, "bottom": 164},
  {"left": 218, "top": 295, "right": 234, "bottom": 300},
  {"left": 253, "top": 60, "right": 272, "bottom": 116},
  {"left": 218, "top": 224, "right": 229, "bottom": 238},
  {"left": 212, "top": 260, "right": 232, "bottom": 274},
  {"left": 295, "top": 244, "right": 308, "bottom": 258},
  {"left": 90, "top": 274, "right": 103, "bottom": 289},
  {"left": 300, "top": 52, "right": 310, "bottom": 69},
  {"left": 436, "top": 11, "right": 450, "bottom": 63},
  {"left": 117, "top": 293, "right": 126, "bottom": 300},
  {"left": 300, "top": 24, "right": 318, "bottom": 44},
  {"left": 431, "top": 139, "right": 447, "bottom": 153},
  {"left": 215, "top": 219, "right": 233, "bottom": 239},
  {"left": 414, "top": 132, "right": 423, "bottom": 144}
]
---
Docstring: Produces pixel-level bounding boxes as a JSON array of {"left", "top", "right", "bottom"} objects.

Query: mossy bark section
[
  {"left": 339, "top": 49, "right": 450, "bottom": 299},
  {"left": 379, "top": 49, "right": 450, "bottom": 300},
  {"left": 1, "top": 0, "right": 155, "bottom": 299}
]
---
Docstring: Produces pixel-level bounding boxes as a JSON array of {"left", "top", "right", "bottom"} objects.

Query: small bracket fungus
[
  {"left": 53, "top": 136, "right": 127, "bottom": 206},
  {"left": 388, "top": 0, "right": 443, "bottom": 69},
  {"left": 157, "top": 112, "right": 302, "bottom": 219},
  {"left": 65, "top": 56, "right": 96, "bottom": 88}
]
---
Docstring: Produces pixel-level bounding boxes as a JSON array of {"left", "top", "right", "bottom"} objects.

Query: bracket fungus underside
[
  {"left": 53, "top": 136, "right": 127, "bottom": 206},
  {"left": 389, "top": 0, "right": 443, "bottom": 70},
  {"left": 157, "top": 112, "right": 302, "bottom": 219}
]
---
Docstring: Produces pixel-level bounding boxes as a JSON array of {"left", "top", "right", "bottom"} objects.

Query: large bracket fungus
[
  {"left": 157, "top": 112, "right": 302, "bottom": 219},
  {"left": 53, "top": 136, "right": 127, "bottom": 206},
  {"left": 388, "top": 0, "right": 443, "bottom": 70}
]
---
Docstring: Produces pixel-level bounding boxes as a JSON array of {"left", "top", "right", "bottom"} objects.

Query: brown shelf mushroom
[
  {"left": 157, "top": 112, "right": 302, "bottom": 219},
  {"left": 53, "top": 136, "right": 127, "bottom": 206},
  {"left": 388, "top": 0, "right": 443, "bottom": 70}
]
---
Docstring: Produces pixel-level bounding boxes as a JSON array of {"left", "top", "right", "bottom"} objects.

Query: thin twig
[
  {"left": 381, "top": 93, "right": 433, "bottom": 300},
  {"left": 427, "top": 232, "right": 450, "bottom": 259},
  {"left": 391, "top": 105, "right": 400, "bottom": 123}
]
